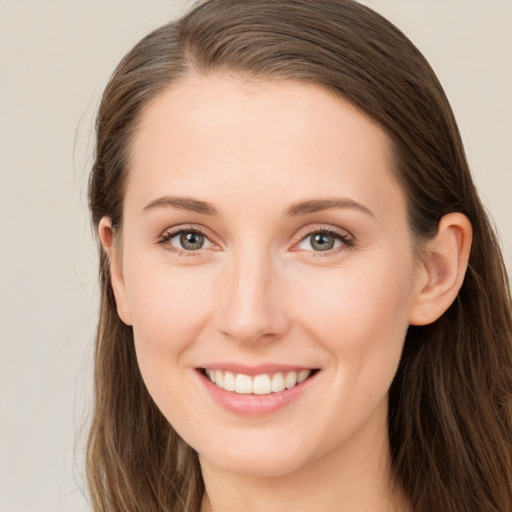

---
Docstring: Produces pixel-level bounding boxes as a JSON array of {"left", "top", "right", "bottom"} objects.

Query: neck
[{"left": 199, "top": 402, "right": 411, "bottom": 512}]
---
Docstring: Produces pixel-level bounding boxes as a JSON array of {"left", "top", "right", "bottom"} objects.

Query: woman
[{"left": 87, "top": 1, "right": 512, "bottom": 510}]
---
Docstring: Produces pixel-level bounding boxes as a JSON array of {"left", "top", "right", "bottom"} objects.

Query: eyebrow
[
  {"left": 143, "top": 196, "right": 220, "bottom": 215},
  {"left": 286, "top": 198, "right": 375, "bottom": 218},
  {"left": 142, "top": 195, "right": 374, "bottom": 218}
]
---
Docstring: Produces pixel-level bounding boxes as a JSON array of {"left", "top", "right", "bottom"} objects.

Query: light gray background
[{"left": 1, "top": 1, "right": 510, "bottom": 511}]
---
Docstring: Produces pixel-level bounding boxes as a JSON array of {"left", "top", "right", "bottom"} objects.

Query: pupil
[
  {"left": 180, "top": 232, "right": 204, "bottom": 250},
  {"left": 312, "top": 233, "right": 334, "bottom": 251}
]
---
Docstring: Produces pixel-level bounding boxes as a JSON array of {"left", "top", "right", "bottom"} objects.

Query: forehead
[
  {"left": 131, "top": 73, "right": 390, "bottom": 160},
  {"left": 126, "top": 74, "right": 404, "bottom": 221}
]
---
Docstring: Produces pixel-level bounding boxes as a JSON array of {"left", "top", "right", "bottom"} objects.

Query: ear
[
  {"left": 98, "top": 217, "right": 133, "bottom": 326},
  {"left": 409, "top": 212, "right": 472, "bottom": 326}
]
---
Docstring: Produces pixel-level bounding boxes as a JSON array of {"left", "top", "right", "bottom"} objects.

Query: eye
[
  {"left": 160, "top": 228, "right": 214, "bottom": 253},
  {"left": 295, "top": 229, "right": 352, "bottom": 253}
]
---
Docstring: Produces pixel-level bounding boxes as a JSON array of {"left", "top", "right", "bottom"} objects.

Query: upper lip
[{"left": 197, "top": 362, "right": 318, "bottom": 376}]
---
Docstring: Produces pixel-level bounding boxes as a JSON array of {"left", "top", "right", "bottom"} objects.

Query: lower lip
[{"left": 197, "top": 370, "right": 318, "bottom": 416}]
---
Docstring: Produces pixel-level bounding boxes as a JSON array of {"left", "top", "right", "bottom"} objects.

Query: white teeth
[
  {"left": 205, "top": 369, "right": 313, "bottom": 395},
  {"left": 253, "top": 374, "right": 272, "bottom": 395},
  {"left": 215, "top": 369, "right": 224, "bottom": 387},
  {"left": 235, "top": 374, "right": 252, "bottom": 394},
  {"left": 284, "top": 372, "right": 298, "bottom": 389},
  {"left": 223, "top": 371, "right": 235, "bottom": 391},
  {"left": 297, "top": 369, "right": 310, "bottom": 383},
  {"left": 271, "top": 372, "right": 285, "bottom": 392}
]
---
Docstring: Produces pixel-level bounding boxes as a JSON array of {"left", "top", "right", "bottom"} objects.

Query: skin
[{"left": 100, "top": 74, "right": 472, "bottom": 512}]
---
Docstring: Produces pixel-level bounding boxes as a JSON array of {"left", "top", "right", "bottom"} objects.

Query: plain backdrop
[{"left": 1, "top": 1, "right": 511, "bottom": 510}]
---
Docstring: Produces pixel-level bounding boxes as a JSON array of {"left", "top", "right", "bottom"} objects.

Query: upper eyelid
[
  {"left": 160, "top": 224, "right": 215, "bottom": 240},
  {"left": 292, "top": 224, "right": 354, "bottom": 243}
]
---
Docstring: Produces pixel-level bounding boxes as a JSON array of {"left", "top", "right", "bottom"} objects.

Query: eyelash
[
  {"left": 157, "top": 227, "right": 213, "bottom": 257},
  {"left": 295, "top": 227, "right": 354, "bottom": 258},
  {"left": 157, "top": 226, "right": 354, "bottom": 258}
]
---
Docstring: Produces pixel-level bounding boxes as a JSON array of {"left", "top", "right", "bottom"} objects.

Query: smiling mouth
[{"left": 200, "top": 368, "right": 319, "bottom": 395}]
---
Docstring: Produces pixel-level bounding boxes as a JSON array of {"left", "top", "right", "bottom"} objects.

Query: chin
[
  {"left": 193, "top": 427, "right": 332, "bottom": 479},
  {"left": 200, "top": 448, "right": 312, "bottom": 478}
]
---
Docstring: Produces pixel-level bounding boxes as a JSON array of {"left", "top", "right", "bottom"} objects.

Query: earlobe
[
  {"left": 98, "top": 217, "right": 133, "bottom": 326},
  {"left": 409, "top": 213, "right": 472, "bottom": 326}
]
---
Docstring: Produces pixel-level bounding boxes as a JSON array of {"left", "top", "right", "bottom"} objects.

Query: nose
[{"left": 214, "top": 247, "right": 290, "bottom": 345}]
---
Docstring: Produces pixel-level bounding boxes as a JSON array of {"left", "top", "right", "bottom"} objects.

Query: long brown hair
[{"left": 87, "top": 1, "right": 512, "bottom": 510}]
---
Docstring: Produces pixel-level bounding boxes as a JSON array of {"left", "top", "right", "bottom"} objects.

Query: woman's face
[{"left": 108, "top": 75, "right": 424, "bottom": 477}]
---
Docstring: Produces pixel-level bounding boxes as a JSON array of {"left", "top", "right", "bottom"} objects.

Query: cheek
[
  {"left": 287, "top": 260, "right": 414, "bottom": 434},
  {"left": 291, "top": 258, "right": 415, "bottom": 347},
  {"left": 123, "top": 261, "right": 220, "bottom": 422},
  {"left": 125, "top": 260, "right": 214, "bottom": 342},
  {"left": 291, "top": 254, "right": 415, "bottom": 408}
]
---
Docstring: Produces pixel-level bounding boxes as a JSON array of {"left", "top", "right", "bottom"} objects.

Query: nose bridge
[{"left": 215, "top": 241, "right": 288, "bottom": 344}]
